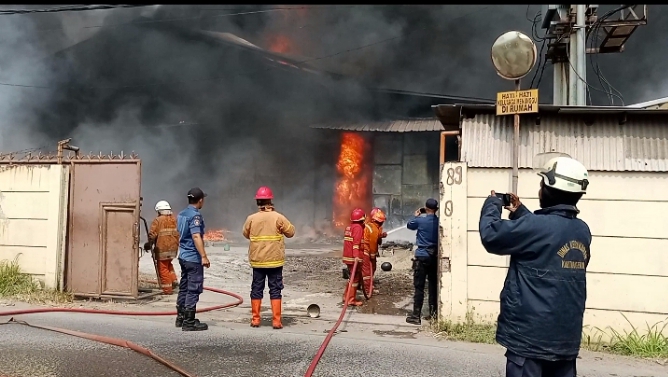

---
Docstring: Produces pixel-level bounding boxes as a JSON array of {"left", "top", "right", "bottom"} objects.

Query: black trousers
[
  {"left": 506, "top": 351, "right": 577, "bottom": 377},
  {"left": 412, "top": 255, "right": 438, "bottom": 316},
  {"left": 176, "top": 259, "right": 204, "bottom": 309},
  {"left": 250, "top": 267, "right": 284, "bottom": 300}
]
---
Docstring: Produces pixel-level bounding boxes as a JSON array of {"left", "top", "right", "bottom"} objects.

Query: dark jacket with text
[{"left": 479, "top": 198, "right": 592, "bottom": 361}]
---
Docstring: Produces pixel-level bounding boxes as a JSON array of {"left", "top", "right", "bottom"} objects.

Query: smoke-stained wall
[{"left": 1, "top": 5, "right": 667, "bottom": 233}]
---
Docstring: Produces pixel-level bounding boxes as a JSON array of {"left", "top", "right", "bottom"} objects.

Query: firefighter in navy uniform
[
  {"left": 479, "top": 157, "right": 592, "bottom": 377},
  {"left": 342, "top": 208, "right": 365, "bottom": 306},
  {"left": 242, "top": 186, "right": 296, "bottom": 330},
  {"left": 175, "top": 187, "right": 210, "bottom": 332}
]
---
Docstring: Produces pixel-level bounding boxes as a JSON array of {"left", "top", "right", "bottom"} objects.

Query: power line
[{"left": 0, "top": 4, "right": 153, "bottom": 15}]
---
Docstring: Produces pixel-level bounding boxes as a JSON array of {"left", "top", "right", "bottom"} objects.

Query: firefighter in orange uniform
[
  {"left": 361, "top": 208, "right": 388, "bottom": 296},
  {"left": 342, "top": 208, "right": 365, "bottom": 306},
  {"left": 243, "top": 186, "right": 296, "bottom": 329},
  {"left": 145, "top": 200, "right": 180, "bottom": 295}
]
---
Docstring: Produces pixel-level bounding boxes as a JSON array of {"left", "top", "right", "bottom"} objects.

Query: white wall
[
  {"left": 0, "top": 164, "right": 70, "bottom": 289},
  {"left": 440, "top": 163, "right": 668, "bottom": 338}
]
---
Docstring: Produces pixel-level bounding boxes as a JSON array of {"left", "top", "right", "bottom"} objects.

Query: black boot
[
  {"left": 423, "top": 305, "right": 437, "bottom": 321},
  {"left": 406, "top": 303, "right": 422, "bottom": 325},
  {"left": 182, "top": 308, "right": 208, "bottom": 331},
  {"left": 175, "top": 305, "right": 185, "bottom": 328}
]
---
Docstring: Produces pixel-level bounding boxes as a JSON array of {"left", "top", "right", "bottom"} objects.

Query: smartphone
[
  {"left": 495, "top": 193, "right": 512, "bottom": 207},
  {"left": 419, "top": 207, "right": 426, "bottom": 214}
]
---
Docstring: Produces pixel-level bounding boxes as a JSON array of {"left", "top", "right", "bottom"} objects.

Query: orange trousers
[
  {"left": 361, "top": 254, "right": 378, "bottom": 297},
  {"left": 158, "top": 259, "right": 178, "bottom": 294}
]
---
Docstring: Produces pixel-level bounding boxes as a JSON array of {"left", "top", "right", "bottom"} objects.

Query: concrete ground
[{"left": 1, "top": 232, "right": 666, "bottom": 376}]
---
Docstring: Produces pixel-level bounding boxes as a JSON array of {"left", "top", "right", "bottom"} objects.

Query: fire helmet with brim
[
  {"left": 155, "top": 200, "right": 171, "bottom": 212},
  {"left": 370, "top": 207, "right": 386, "bottom": 223},
  {"left": 255, "top": 186, "right": 274, "bottom": 200},
  {"left": 350, "top": 208, "right": 366, "bottom": 222},
  {"left": 537, "top": 157, "right": 589, "bottom": 194}
]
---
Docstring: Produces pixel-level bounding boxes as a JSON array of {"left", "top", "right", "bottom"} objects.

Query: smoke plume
[{"left": 1, "top": 5, "right": 667, "bottom": 232}]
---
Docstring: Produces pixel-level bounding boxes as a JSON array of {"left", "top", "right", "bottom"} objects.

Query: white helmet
[
  {"left": 537, "top": 157, "right": 589, "bottom": 194},
  {"left": 155, "top": 200, "right": 171, "bottom": 212}
]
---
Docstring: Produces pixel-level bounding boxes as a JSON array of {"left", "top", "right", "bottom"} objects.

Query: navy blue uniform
[
  {"left": 407, "top": 213, "right": 440, "bottom": 318},
  {"left": 176, "top": 205, "right": 206, "bottom": 310},
  {"left": 479, "top": 197, "right": 592, "bottom": 377}
]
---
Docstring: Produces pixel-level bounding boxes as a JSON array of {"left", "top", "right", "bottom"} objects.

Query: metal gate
[{"left": 66, "top": 154, "right": 142, "bottom": 299}]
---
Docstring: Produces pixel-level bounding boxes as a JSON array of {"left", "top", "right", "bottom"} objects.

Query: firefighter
[
  {"left": 144, "top": 200, "right": 179, "bottom": 295},
  {"left": 361, "top": 208, "right": 388, "bottom": 296},
  {"left": 479, "top": 156, "right": 591, "bottom": 377},
  {"left": 242, "top": 186, "right": 296, "bottom": 330},
  {"left": 342, "top": 208, "right": 365, "bottom": 306},
  {"left": 368, "top": 208, "right": 388, "bottom": 276},
  {"left": 175, "top": 187, "right": 210, "bottom": 332}
]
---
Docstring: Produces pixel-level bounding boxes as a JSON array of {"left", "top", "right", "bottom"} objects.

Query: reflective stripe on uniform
[
  {"left": 352, "top": 245, "right": 359, "bottom": 249},
  {"left": 158, "top": 228, "right": 178, "bottom": 235},
  {"left": 363, "top": 252, "right": 370, "bottom": 256},
  {"left": 362, "top": 276, "right": 371, "bottom": 280},
  {"left": 342, "top": 257, "right": 356, "bottom": 263},
  {"left": 351, "top": 283, "right": 359, "bottom": 287},
  {"left": 250, "top": 260, "right": 284, "bottom": 268},
  {"left": 249, "top": 235, "right": 283, "bottom": 242},
  {"left": 344, "top": 237, "right": 353, "bottom": 242}
]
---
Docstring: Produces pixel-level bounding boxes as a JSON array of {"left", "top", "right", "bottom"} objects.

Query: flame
[
  {"left": 268, "top": 34, "right": 293, "bottom": 54},
  {"left": 333, "top": 132, "right": 371, "bottom": 228},
  {"left": 203, "top": 229, "right": 227, "bottom": 242}
]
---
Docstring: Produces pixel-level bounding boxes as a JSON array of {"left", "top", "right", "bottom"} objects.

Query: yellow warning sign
[{"left": 496, "top": 89, "right": 539, "bottom": 116}]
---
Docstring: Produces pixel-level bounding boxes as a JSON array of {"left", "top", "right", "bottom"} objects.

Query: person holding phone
[
  {"left": 405, "top": 198, "right": 439, "bottom": 325},
  {"left": 478, "top": 157, "right": 592, "bottom": 377}
]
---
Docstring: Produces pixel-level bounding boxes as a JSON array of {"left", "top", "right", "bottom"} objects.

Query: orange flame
[
  {"left": 268, "top": 34, "right": 293, "bottom": 54},
  {"left": 333, "top": 132, "right": 371, "bottom": 228},
  {"left": 203, "top": 229, "right": 227, "bottom": 242}
]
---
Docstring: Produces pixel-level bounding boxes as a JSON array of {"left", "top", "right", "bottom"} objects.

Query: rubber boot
[
  {"left": 271, "top": 299, "right": 283, "bottom": 329},
  {"left": 250, "top": 299, "right": 262, "bottom": 328},
  {"left": 175, "top": 305, "right": 185, "bottom": 328},
  {"left": 346, "top": 285, "right": 363, "bottom": 307},
  {"left": 182, "top": 308, "right": 208, "bottom": 331}
]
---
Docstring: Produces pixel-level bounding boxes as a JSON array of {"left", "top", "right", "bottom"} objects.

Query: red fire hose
[
  {"left": 302, "top": 260, "right": 359, "bottom": 377},
  {"left": 1, "top": 263, "right": 365, "bottom": 377},
  {"left": 0, "top": 285, "right": 243, "bottom": 377}
]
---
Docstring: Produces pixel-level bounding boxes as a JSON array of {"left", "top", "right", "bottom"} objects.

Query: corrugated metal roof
[
  {"left": 310, "top": 118, "right": 443, "bottom": 132},
  {"left": 461, "top": 113, "right": 668, "bottom": 172},
  {"left": 627, "top": 97, "right": 668, "bottom": 109}
]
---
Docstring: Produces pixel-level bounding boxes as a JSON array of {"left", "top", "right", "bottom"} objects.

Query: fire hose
[
  {"left": 0, "top": 286, "right": 243, "bottom": 377},
  {"left": 302, "top": 260, "right": 359, "bottom": 377}
]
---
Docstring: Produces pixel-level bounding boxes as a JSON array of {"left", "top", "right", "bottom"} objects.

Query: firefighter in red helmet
[
  {"left": 342, "top": 207, "right": 365, "bottom": 306},
  {"left": 361, "top": 208, "right": 388, "bottom": 296},
  {"left": 242, "top": 186, "right": 296, "bottom": 329}
]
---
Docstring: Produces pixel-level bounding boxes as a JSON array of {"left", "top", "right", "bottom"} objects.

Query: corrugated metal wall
[
  {"left": 461, "top": 114, "right": 668, "bottom": 171},
  {"left": 372, "top": 132, "right": 440, "bottom": 229}
]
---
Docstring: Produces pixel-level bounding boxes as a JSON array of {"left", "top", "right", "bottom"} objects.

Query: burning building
[{"left": 313, "top": 89, "right": 487, "bottom": 230}]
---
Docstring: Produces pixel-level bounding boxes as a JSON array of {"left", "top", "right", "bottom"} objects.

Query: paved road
[{"left": 1, "top": 312, "right": 665, "bottom": 377}]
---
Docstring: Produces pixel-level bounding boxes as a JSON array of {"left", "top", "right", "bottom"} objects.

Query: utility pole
[
  {"left": 542, "top": 4, "right": 648, "bottom": 106},
  {"left": 568, "top": 4, "right": 587, "bottom": 106}
]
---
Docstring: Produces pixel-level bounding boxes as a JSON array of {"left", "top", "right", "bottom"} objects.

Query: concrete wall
[
  {"left": 0, "top": 165, "right": 70, "bottom": 289},
  {"left": 439, "top": 163, "right": 668, "bottom": 338}
]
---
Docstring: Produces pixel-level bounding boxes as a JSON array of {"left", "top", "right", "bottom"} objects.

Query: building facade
[{"left": 433, "top": 104, "right": 668, "bottom": 338}]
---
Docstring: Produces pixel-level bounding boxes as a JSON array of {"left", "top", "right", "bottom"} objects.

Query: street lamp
[{"left": 491, "top": 31, "right": 537, "bottom": 194}]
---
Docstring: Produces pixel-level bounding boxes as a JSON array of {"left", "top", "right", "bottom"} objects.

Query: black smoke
[{"left": 0, "top": 5, "right": 666, "bottom": 232}]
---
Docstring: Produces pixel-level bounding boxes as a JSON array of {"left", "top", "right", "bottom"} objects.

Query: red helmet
[
  {"left": 370, "top": 208, "right": 386, "bottom": 223},
  {"left": 255, "top": 186, "right": 274, "bottom": 200},
  {"left": 350, "top": 208, "right": 366, "bottom": 222}
]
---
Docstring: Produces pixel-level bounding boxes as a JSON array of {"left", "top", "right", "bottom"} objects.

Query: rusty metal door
[{"left": 66, "top": 159, "right": 141, "bottom": 299}]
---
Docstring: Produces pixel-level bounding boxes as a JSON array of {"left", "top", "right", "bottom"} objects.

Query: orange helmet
[
  {"left": 370, "top": 208, "right": 386, "bottom": 223},
  {"left": 350, "top": 208, "right": 365, "bottom": 222}
]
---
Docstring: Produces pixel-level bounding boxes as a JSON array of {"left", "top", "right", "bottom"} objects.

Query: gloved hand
[
  {"left": 143, "top": 242, "right": 151, "bottom": 251},
  {"left": 380, "top": 232, "right": 388, "bottom": 238}
]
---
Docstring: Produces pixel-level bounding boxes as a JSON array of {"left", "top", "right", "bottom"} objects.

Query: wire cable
[{"left": 0, "top": 4, "right": 153, "bottom": 15}]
